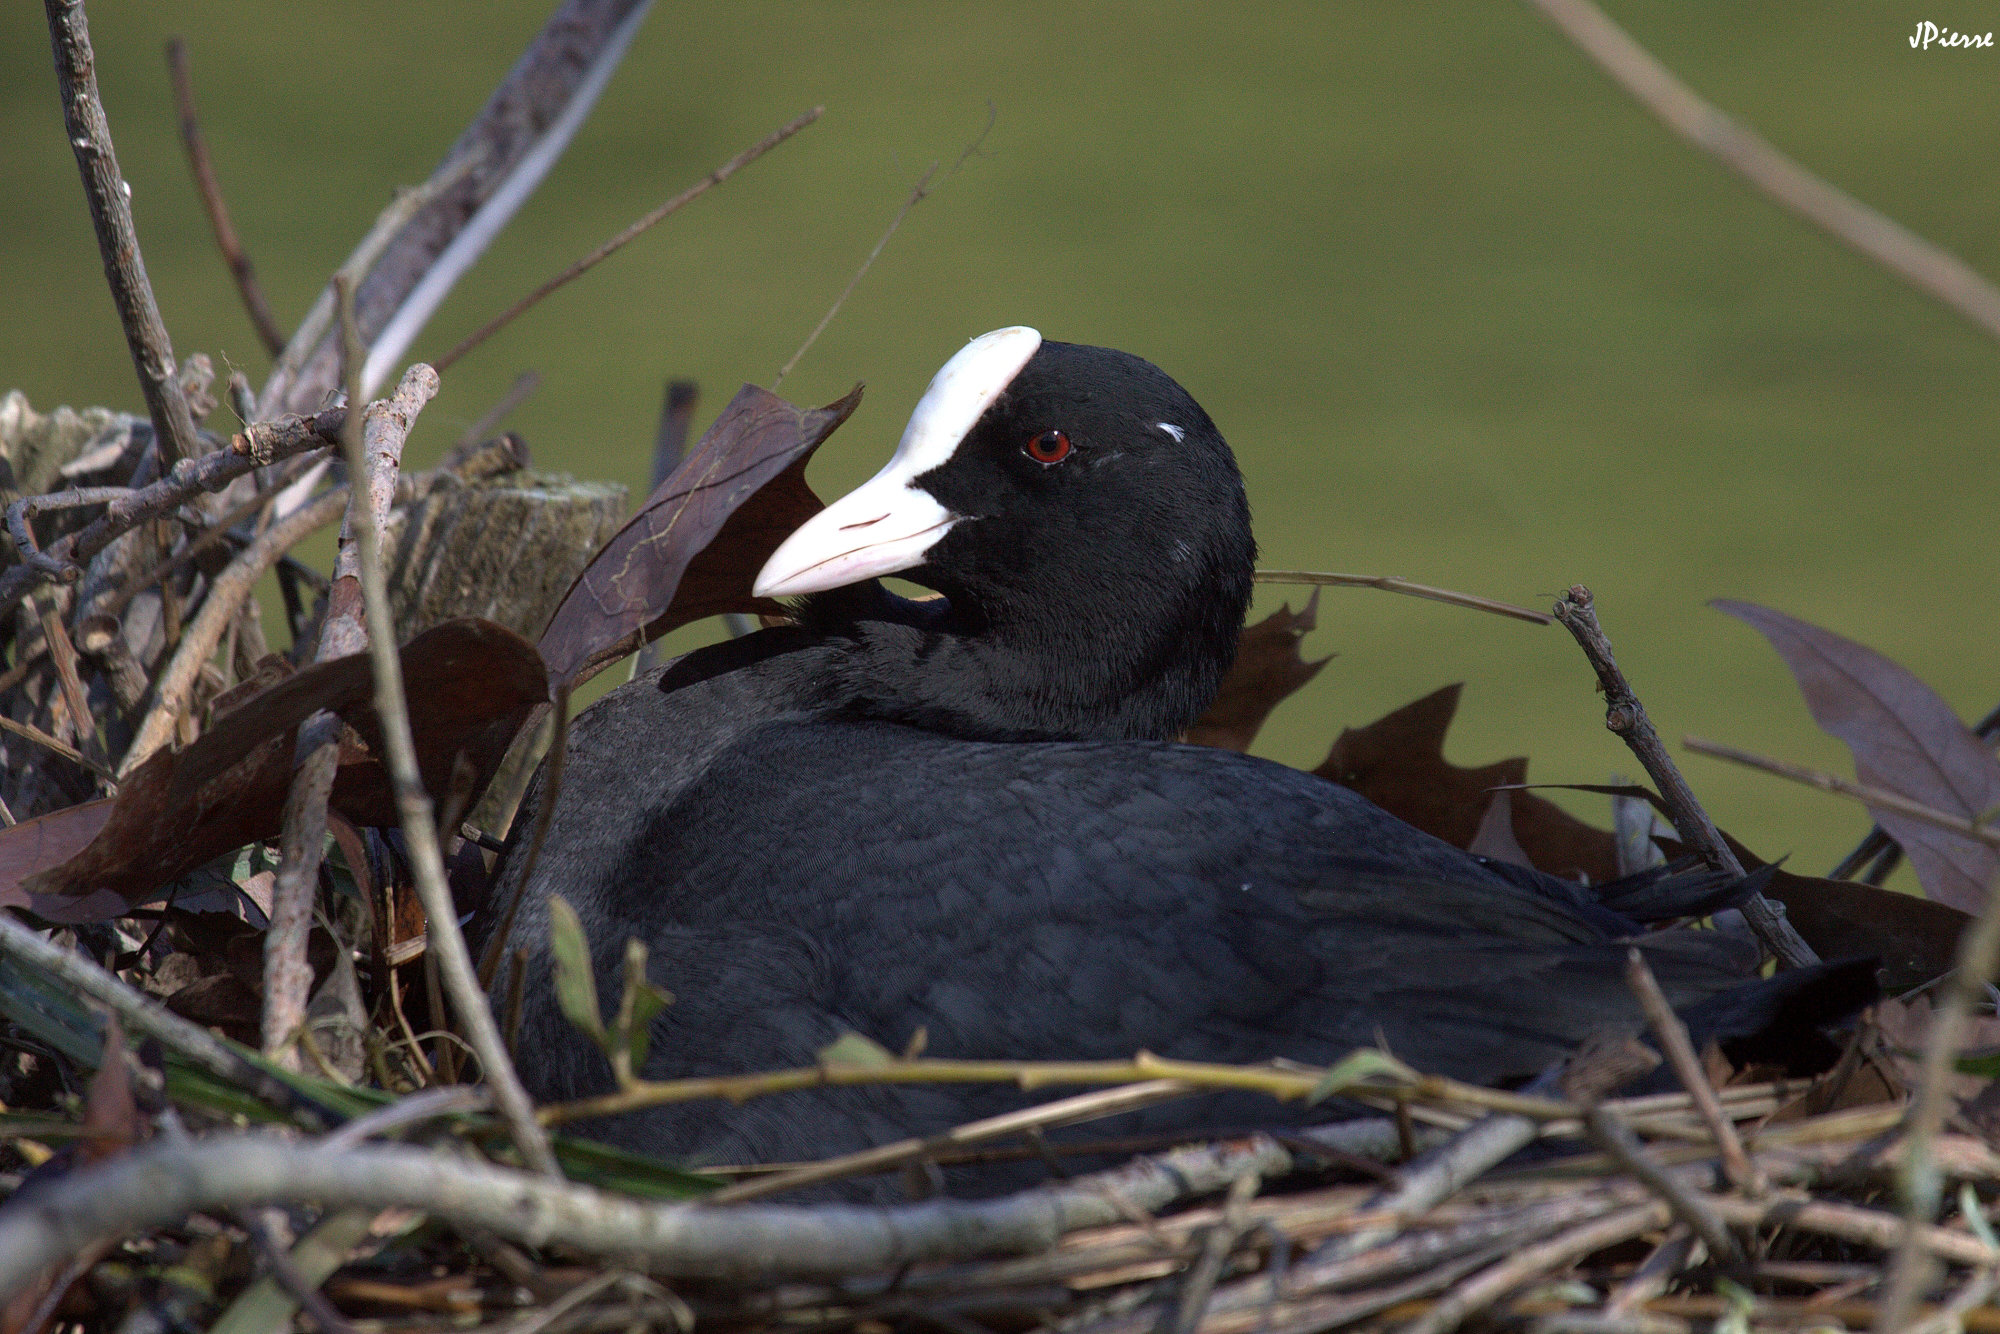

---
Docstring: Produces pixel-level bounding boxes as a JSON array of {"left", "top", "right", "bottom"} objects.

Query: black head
[{"left": 754, "top": 328, "right": 1255, "bottom": 741}]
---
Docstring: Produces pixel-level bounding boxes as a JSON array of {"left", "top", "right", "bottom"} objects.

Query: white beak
[{"left": 753, "top": 326, "right": 1042, "bottom": 598}]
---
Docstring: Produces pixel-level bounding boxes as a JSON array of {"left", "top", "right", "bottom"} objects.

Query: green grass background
[{"left": 1, "top": 3, "right": 1994, "bottom": 878}]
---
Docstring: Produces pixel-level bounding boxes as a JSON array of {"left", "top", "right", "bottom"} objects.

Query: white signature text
[{"left": 1911, "top": 21, "right": 1994, "bottom": 48}]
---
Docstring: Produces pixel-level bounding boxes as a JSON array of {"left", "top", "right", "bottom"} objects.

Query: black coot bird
[{"left": 477, "top": 327, "right": 1863, "bottom": 1169}]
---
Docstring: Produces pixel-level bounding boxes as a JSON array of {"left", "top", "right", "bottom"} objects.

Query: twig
[
  {"left": 1396, "top": 1201, "right": 1673, "bottom": 1334},
  {"left": 1649, "top": 1293, "right": 2000, "bottom": 1334},
  {"left": 262, "top": 0, "right": 657, "bottom": 414},
  {"left": 265, "top": 280, "right": 378, "bottom": 1066},
  {"left": 334, "top": 360, "right": 560, "bottom": 1177},
  {"left": 1523, "top": 0, "right": 2000, "bottom": 346},
  {"left": 1685, "top": 736, "right": 2000, "bottom": 852},
  {"left": 74, "top": 612, "right": 158, "bottom": 724},
  {"left": 1706, "top": 1192, "right": 1999, "bottom": 1269},
  {"left": 257, "top": 163, "right": 474, "bottom": 418},
  {"left": 773, "top": 105, "right": 994, "bottom": 390},
  {"left": 100, "top": 480, "right": 285, "bottom": 621},
  {"left": 165, "top": 38, "right": 284, "bottom": 357},
  {"left": 8, "top": 486, "right": 133, "bottom": 574},
  {"left": 475, "top": 686, "right": 571, "bottom": 988},
  {"left": 265, "top": 720, "right": 339, "bottom": 1067},
  {"left": 33, "top": 595, "right": 106, "bottom": 778},
  {"left": 0, "top": 711, "right": 103, "bottom": 779},
  {"left": 538, "top": 1051, "right": 1613, "bottom": 1129},
  {"left": 1583, "top": 1106, "right": 1740, "bottom": 1263},
  {"left": 707, "top": 1080, "right": 1197, "bottom": 1203},
  {"left": 1167, "top": 1170, "right": 1263, "bottom": 1334},
  {"left": 1299, "top": 1040, "right": 1653, "bottom": 1288},
  {"left": 435, "top": 105, "right": 824, "bottom": 375},
  {"left": 237, "top": 1208, "right": 361, "bottom": 1334},
  {"left": 776, "top": 161, "right": 937, "bottom": 390},
  {"left": 1604, "top": 1226, "right": 1698, "bottom": 1317},
  {"left": 1255, "top": 571, "right": 1553, "bottom": 626},
  {"left": 42, "top": 0, "right": 203, "bottom": 468},
  {"left": 0, "top": 408, "right": 344, "bottom": 616},
  {"left": 450, "top": 369, "right": 542, "bottom": 455},
  {"left": 1624, "top": 949, "right": 1761, "bottom": 1196},
  {"left": 1870, "top": 820, "right": 2000, "bottom": 1329},
  {"left": 319, "top": 1085, "right": 491, "bottom": 1151},
  {"left": 1552, "top": 586, "right": 1817, "bottom": 968},
  {"left": 120, "top": 488, "right": 346, "bottom": 774},
  {"left": 0, "top": 1131, "right": 1289, "bottom": 1298},
  {"left": 0, "top": 913, "right": 336, "bottom": 1130}
]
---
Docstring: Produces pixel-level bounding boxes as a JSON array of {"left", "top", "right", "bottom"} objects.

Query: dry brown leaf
[
  {"left": 538, "top": 383, "right": 862, "bottom": 690},
  {"left": 1185, "top": 593, "right": 1328, "bottom": 752},
  {"left": 1315, "top": 683, "right": 1620, "bottom": 883},
  {"left": 1715, "top": 600, "right": 2000, "bottom": 912},
  {"left": 0, "top": 619, "right": 545, "bottom": 923}
]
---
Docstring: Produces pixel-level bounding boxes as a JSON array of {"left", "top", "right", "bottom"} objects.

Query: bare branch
[
  {"left": 259, "top": 0, "right": 659, "bottom": 415},
  {"left": 34, "top": 594, "right": 104, "bottom": 777},
  {"left": 0, "top": 408, "right": 345, "bottom": 617},
  {"left": 774, "top": 104, "right": 995, "bottom": 390},
  {"left": 41, "top": 0, "right": 203, "bottom": 467},
  {"left": 1256, "top": 570, "right": 1553, "bottom": 626},
  {"left": 709, "top": 1080, "right": 1198, "bottom": 1203},
  {"left": 1583, "top": 1105, "right": 1740, "bottom": 1263},
  {"left": 434, "top": 105, "right": 824, "bottom": 375},
  {"left": 330, "top": 359, "right": 560, "bottom": 1177},
  {"left": 0, "top": 914, "right": 337, "bottom": 1131},
  {"left": 1684, "top": 736, "right": 2000, "bottom": 852},
  {"left": 165, "top": 38, "right": 285, "bottom": 358},
  {"left": 774, "top": 165, "right": 937, "bottom": 388},
  {"left": 1623, "top": 949, "right": 1761, "bottom": 1197},
  {"left": 449, "top": 369, "right": 542, "bottom": 456},
  {"left": 1397, "top": 1201, "right": 1672, "bottom": 1334},
  {"left": 0, "top": 1133, "right": 1289, "bottom": 1297},
  {"left": 1707, "top": 1192, "right": 1999, "bottom": 1270},
  {"left": 8, "top": 487, "right": 132, "bottom": 577},
  {"left": 1552, "top": 586, "right": 1818, "bottom": 968},
  {"left": 121, "top": 488, "right": 346, "bottom": 775},
  {"left": 266, "top": 278, "right": 374, "bottom": 1069},
  {"left": 1525, "top": 0, "right": 2000, "bottom": 346},
  {"left": 0, "top": 711, "right": 102, "bottom": 779}
]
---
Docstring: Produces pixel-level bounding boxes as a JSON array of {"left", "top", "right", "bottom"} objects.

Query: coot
[{"left": 476, "top": 328, "right": 1855, "bottom": 1171}]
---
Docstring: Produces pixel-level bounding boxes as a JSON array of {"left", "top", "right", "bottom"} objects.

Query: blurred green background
[{"left": 1, "top": 2, "right": 1993, "bottom": 877}]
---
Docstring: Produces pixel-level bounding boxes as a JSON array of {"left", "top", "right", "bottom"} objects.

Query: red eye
[{"left": 1024, "top": 430, "right": 1072, "bottom": 465}]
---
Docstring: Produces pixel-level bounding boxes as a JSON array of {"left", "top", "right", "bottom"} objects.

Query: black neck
[{"left": 798, "top": 576, "right": 1247, "bottom": 742}]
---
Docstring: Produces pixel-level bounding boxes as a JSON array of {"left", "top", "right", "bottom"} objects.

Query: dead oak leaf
[
  {"left": 1315, "top": 683, "right": 1620, "bottom": 884},
  {"left": 1186, "top": 592, "right": 1329, "bottom": 752}
]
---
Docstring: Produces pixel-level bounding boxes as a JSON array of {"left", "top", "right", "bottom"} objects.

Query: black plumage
[{"left": 475, "top": 329, "right": 1864, "bottom": 1175}]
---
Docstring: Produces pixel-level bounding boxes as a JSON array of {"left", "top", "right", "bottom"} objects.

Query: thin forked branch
[
  {"left": 1525, "top": 0, "right": 2000, "bottom": 346},
  {"left": 773, "top": 104, "right": 996, "bottom": 389},
  {"left": 165, "top": 38, "right": 285, "bottom": 357},
  {"left": 1552, "top": 586, "right": 1817, "bottom": 968},
  {"left": 0, "top": 408, "right": 346, "bottom": 617},
  {"left": 42, "top": 0, "right": 203, "bottom": 468},
  {"left": 435, "top": 105, "right": 824, "bottom": 375}
]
